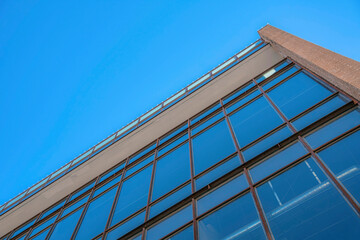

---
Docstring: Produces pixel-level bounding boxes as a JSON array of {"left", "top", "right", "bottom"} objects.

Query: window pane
[
  {"left": 243, "top": 126, "right": 293, "bottom": 161},
  {"left": 146, "top": 205, "right": 193, "bottom": 240},
  {"left": 195, "top": 156, "right": 241, "bottom": 190},
  {"left": 158, "top": 134, "right": 188, "bottom": 157},
  {"left": 305, "top": 108, "right": 360, "bottom": 149},
  {"left": 257, "top": 158, "right": 360, "bottom": 239},
  {"left": 150, "top": 184, "right": 192, "bottom": 218},
  {"left": 39, "top": 199, "right": 65, "bottom": 221},
  {"left": 152, "top": 143, "right": 190, "bottom": 201},
  {"left": 160, "top": 123, "right": 188, "bottom": 145},
  {"left": 292, "top": 95, "right": 350, "bottom": 130},
  {"left": 29, "top": 214, "right": 57, "bottom": 237},
  {"left": 75, "top": 187, "right": 117, "bottom": 240},
  {"left": 11, "top": 217, "right": 36, "bottom": 239},
  {"left": 229, "top": 96, "right": 283, "bottom": 147},
  {"left": 62, "top": 194, "right": 88, "bottom": 217},
  {"left": 100, "top": 163, "right": 124, "bottom": 182},
  {"left": 262, "top": 66, "right": 298, "bottom": 90},
  {"left": 223, "top": 82, "right": 255, "bottom": 104},
  {"left": 49, "top": 207, "right": 83, "bottom": 240},
  {"left": 250, "top": 142, "right": 307, "bottom": 183},
  {"left": 226, "top": 90, "right": 261, "bottom": 113},
  {"left": 268, "top": 71, "right": 332, "bottom": 119},
  {"left": 129, "top": 142, "right": 156, "bottom": 164},
  {"left": 106, "top": 211, "right": 145, "bottom": 240},
  {"left": 166, "top": 225, "right": 194, "bottom": 240},
  {"left": 70, "top": 180, "right": 95, "bottom": 201},
  {"left": 192, "top": 120, "right": 236, "bottom": 175},
  {"left": 318, "top": 130, "right": 360, "bottom": 203},
  {"left": 191, "top": 111, "right": 223, "bottom": 136},
  {"left": 93, "top": 175, "right": 121, "bottom": 198},
  {"left": 197, "top": 174, "right": 248, "bottom": 216},
  {"left": 198, "top": 193, "right": 266, "bottom": 240},
  {"left": 126, "top": 154, "right": 154, "bottom": 177},
  {"left": 191, "top": 103, "right": 221, "bottom": 125},
  {"left": 30, "top": 228, "right": 50, "bottom": 240},
  {"left": 111, "top": 165, "right": 152, "bottom": 226}
]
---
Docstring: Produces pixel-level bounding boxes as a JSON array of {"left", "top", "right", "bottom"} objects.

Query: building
[{"left": 1, "top": 25, "right": 360, "bottom": 240}]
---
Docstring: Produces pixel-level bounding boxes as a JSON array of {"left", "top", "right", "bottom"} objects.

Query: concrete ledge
[{"left": 258, "top": 25, "right": 360, "bottom": 101}]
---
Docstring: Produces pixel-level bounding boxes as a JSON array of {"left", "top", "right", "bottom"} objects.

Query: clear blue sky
[{"left": 0, "top": 0, "right": 359, "bottom": 205}]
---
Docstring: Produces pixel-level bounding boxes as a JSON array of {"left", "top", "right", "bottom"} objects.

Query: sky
[{"left": 0, "top": 0, "right": 359, "bottom": 205}]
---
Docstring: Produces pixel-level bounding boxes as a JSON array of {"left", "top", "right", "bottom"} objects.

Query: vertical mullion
[
  {"left": 220, "top": 99, "right": 274, "bottom": 240},
  {"left": 254, "top": 77, "right": 360, "bottom": 216},
  {"left": 101, "top": 158, "right": 130, "bottom": 238},
  {"left": 141, "top": 139, "right": 160, "bottom": 240},
  {"left": 188, "top": 119, "right": 199, "bottom": 240},
  {"left": 70, "top": 175, "right": 101, "bottom": 240}
]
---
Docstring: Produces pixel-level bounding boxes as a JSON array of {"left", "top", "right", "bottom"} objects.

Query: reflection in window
[
  {"left": 146, "top": 205, "right": 193, "bottom": 240},
  {"left": 257, "top": 158, "right": 360, "bottom": 239},
  {"left": 152, "top": 143, "right": 190, "bottom": 201},
  {"left": 75, "top": 187, "right": 117, "bottom": 239},
  {"left": 111, "top": 165, "right": 152, "bottom": 226},
  {"left": 268, "top": 71, "right": 332, "bottom": 119},
  {"left": 192, "top": 120, "right": 236, "bottom": 175},
  {"left": 198, "top": 193, "right": 266, "bottom": 240},
  {"left": 318, "top": 130, "right": 360, "bottom": 203},
  {"left": 262, "top": 66, "right": 298, "bottom": 90},
  {"left": 49, "top": 207, "right": 83, "bottom": 240},
  {"left": 305, "top": 108, "right": 360, "bottom": 149},
  {"left": 229, "top": 96, "right": 283, "bottom": 147}
]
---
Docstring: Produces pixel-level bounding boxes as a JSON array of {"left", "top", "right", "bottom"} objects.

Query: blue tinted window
[
  {"left": 257, "top": 158, "right": 360, "bottom": 239},
  {"left": 126, "top": 154, "right": 154, "bottom": 177},
  {"left": 39, "top": 199, "right": 65, "bottom": 221},
  {"left": 226, "top": 90, "right": 261, "bottom": 113},
  {"left": 230, "top": 96, "right": 283, "bottom": 147},
  {"left": 166, "top": 225, "right": 193, "bottom": 240},
  {"left": 197, "top": 174, "right": 248, "bottom": 216},
  {"left": 268, "top": 72, "right": 332, "bottom": 119},
  {"left": 129, "top": 142, "right": 156, "bottom": 164},
  {"left": 70, "top": 180, "right": 95, "bottom": 201},
  {"left": 191, "top": 103, "right": 221, "bottom": 124},
  {"left": 318, "top": 130, "right": 360, "bottom": 203},
  {"left": 250, "top": 142, "right": 307, "bottom": 183},
  {"left": 146, "top": 205, "right": 193, "bottom": 240},
  {"left": 195, "top": 156, "right": 241, "bottom": 190},
  {"left": 191, "top": 111, "right": 223, "bottom": 136},
  {"left": 292, "top": 95, "right": 350, "bottom": 130},
  {"left": 62, "top": 194, "right": 88, "bottom": 217},
  {"left": 29, "top": 214, "right": 57, "bottom": 238},
  {"left": 152, "top": 143, "right": 190, "bottom": 201},
  {"left": 262, "top": 66, "right": 298, "bottom": 90},
  {"left": 305, "top": 109, "right": 360, "bottom": 148},
  {"left": 111, "top": 165, "right": 152, "bottom": 226},
  {"left": 257, "top": 61, "right": 290, "bottom": 83},
  {"left": 106, "top": 211, "right": 145, "bottom": 240},
  {"left": 192, "top": 120, "right": 236, "bottom": 175},
  {"left": 223, "top": 82, "right": 255, "bottom": 104},
  {"left": 49, "top": 207, "right": 83, "bottom": 240},
  {"left": 10, "top": 217, "right": 36, "bottom": 239},
  {"left": 150, "top": 184, "right": 192, "bottom": 218},
  {"left": 158, "top": 134, "right": 188, "bottom": 157},
  {"left": 160, "top": 123, "right": 187, "bottom": 144},
  {"left": 93, "top": 175, "right": 121, "bottom": 198},
  {"left": 30, "top": 228, "right": 50, "bottom": 240},
  {"left": 243, "top": 126, "right": 293, "bottom": 161},
  {"left": 100, "top": 163, "right": 124, "bottom": 182},
  {"left": 75, "top": 187, "right": 117, "bottom": 240},
  {"left": 198, "top": 193, "right": 266, "bottom": 240}
]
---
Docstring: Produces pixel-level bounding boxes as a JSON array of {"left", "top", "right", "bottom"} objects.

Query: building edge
[{"left": 258, "top": 24, "right": 360, "bottom": 101}]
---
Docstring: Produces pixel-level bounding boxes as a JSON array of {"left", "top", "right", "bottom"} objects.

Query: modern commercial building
[{"left": 1, "top": 25, "right": 360, "bottom": 240}]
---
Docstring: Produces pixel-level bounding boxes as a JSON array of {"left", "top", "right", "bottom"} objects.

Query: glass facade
[{"left": 2, "top": 57, "right": 360, "bottom": 240}]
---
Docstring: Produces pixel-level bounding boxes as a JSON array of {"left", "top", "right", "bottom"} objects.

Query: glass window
[
  {"left": 10, "top": 217, "right": 37, "bottom": 239},
  {"left": 198, "top": 193, "right": 266, "bottom": 240},
  {"left": 106, "top": 211, "right": 145, "bottom": 240},
  {"left": 195, "top": 156, "right": 241, "bottom": 190},
  {"left": 166, "top": 225, "right": 193, "bottom": 240},
  {"left": 129, "top": 142, "right": 156, "bottom": 164},
  {"left": 318, "top": 130, "right": 360, "bottom": 203},
  {"left": 99, "top": 163, "right": 125, "bottom": 182},
  {"left": 243, "top": 126, "right": 293, "bottom": 161},
  {"left": 49, "top": 207, "right": 83, "bottom": 240},
  {"left": 292, "top": 94, "right": 350, "bottom": 130},
  {"left": 75, "top": 187, "right": 117, "bottom": 240},
  {"left": 262, "top": 66, "right": 298, "bottom": 91},
  {"left": 152, "top": 143, "right": 190, "bottom": 201},
  {"left": 160, "top": 123, "right": 187, "bottom": 145},
  {"left": 250, "top": 142, "right": 307, "bottom": 183},
  {"left": 192, "top": 120, "right": 236, "bottom": 175},
  {"left": 191, "top": 103, "right": 221, "bottom": 125},
  {"left": 146, "top": 205, "right": 193, "bottom": 240},
  {"left": 257, "top": 158, "right": 360, "bottom": 239},
  {"left": 268, "top": 71, "right": 333, "bottom": 119},
  {"left": 126, "top": 154, "right": 154, "bottom": 177},
  {"left": 257, "top": 60, "right": 290, "bottom": 83},
  {"left": 223, "top": 82, "right": 255, "bottom": 104},
  {"left": 197, "top": 174, "right": 248, "bottom": 216},
  {"left": 158, "top": 133, "right": 188, "bottom": 157},
  {"left": 93, "top": 175, "right": 121, "bottom": 198},
  {"left": 191, "top": 111, "right": 223, "bottom": 136},
  {"left": 29, "top": 214, "right": 57, "bottom": 238},
  {"left": 62, "top": 194, "right": 89, "bottom": 217},
  {"left": 150, "top": 184, "right": 192, "bottom": 218},
  {"left": 111, "top": 165, "right": 152, "bottom": 226},
  {"left": 305, "top": 108, "right": 360, "bottom": 148},
  {"left": 39, "top": 199, "right": 65, "bottom": 221},
  {"left": 70, "top": 180, "right": 95, "bottom": 201},
  {"left": 226, "top": 90, "right": 261, "bottom": 113},
  {"left": 229, "top": 96, "right": 283, "bottom": 147},
  {"left": 30, "top": 228, "right": 50, "bottom": 240}
]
